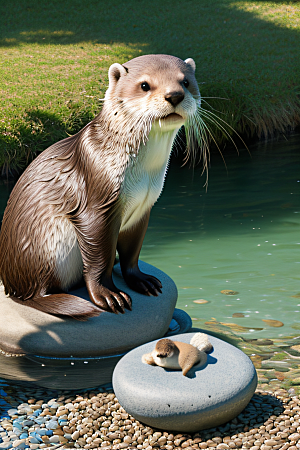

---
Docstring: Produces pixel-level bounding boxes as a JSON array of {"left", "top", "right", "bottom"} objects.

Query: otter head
[
  {"left": 105, "top": 54, "right": 200, "bottom": 134},
  {"left": 155, "top": 338, "right": 177, "bottom": 358}
]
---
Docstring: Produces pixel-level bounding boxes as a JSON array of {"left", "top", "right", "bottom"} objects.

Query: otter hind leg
[
  {"left": 16, "top": 217, "right": 101, "bottom": 321},
  {"left": 51, "top": 217, "right": 83, "bottom": 291}
]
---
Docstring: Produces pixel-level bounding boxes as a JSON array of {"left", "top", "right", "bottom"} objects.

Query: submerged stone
[
  {"left": 219, "top": 322, "right": 263, "bottom": 333},
  {"left": 291, "top": 344, "right": 300, "bottom": 352},
  {"left": 193, "top": 299, "right": 210, "bottom": 304},
  {"left": 245, "top": 339, "right": 274, "bottom": 346},
  {"left": 261, "top": 360, "right": 291, "bottom": 370},
  {"left": 262, "top": 319, "right": 284, "bottom": 327},
  {"left": 220, "top": 290, "right": 239, "bottom": 295}
]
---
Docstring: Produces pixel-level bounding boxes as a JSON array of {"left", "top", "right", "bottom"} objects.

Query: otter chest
[
  {"left": 153, "top": 352, "right": 181, "bottom": 370},
  {"left": 120, "top": 129, "right": 178, "bottom": 231}
]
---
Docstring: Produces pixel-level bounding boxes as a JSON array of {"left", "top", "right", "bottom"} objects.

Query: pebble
[
  {"left": 220, "top": 290, "right": 239, "bottom": 295},
  {"left": 262, "top": 319, "right": 284, "bottom": 328},
  {"left": 49, "top": 435, "right": 60, "bottom": 443},
  {"left": 193, "top": 300, "right": 209, "bottom": 304},
  {"left": 45, "top": 420, "right": 58, "bottom": 430},
  {"left": 72, "top": 430, "right": 80, "bottom": 440},
  {"left": 0, "top": 443, "right": 12, "bottom": 449},
  {"left": 12, "top": 440, "right": 26, "bottom": 449},
  {"left": 18, "top": 434, "right": 28, "bottom": 440},
  {"left": 28, "top": 437, "right": 40, "bottom": 444},
  {"left": 1, "top": 384, "right": 300, "bottom": 450}
]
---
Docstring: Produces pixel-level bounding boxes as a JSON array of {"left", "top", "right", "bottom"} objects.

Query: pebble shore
[
  {"left": 1, "top": 331, "right": 300, "bottom": 450},
  {"left": 1, "top": 384, "right": 300, "bottom": 450}
]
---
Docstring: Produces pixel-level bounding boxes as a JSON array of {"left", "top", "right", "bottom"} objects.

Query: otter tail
[
  {"left": 190, "top": 332, "right": 213, "bottom": 353},
  {"left": 10, "top": 293, "right": 102, "bottom": 321}
]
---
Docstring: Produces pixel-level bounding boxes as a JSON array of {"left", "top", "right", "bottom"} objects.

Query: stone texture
[
  {"left": 112, "top": 332, "right": 257, "bottom": 432},
  {"left": 0, "top": 261, "right": 177, "bottom": 357}
]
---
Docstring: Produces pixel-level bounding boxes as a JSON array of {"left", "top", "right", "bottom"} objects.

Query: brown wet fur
[
  {"left": 174, "top": 341, "right": 201, "bottom": 376},
  {"left": 156, "top": 339, "right": 201, "bottom": 375},
  {"left": 0, "top": 125, "right": 126, "bottom": 320},
  {"left": 0, "top": 54, "right": 200, "bottom": 321},
  {"left": 144, "top": 339, "right": 201, "bottom": 376},
  {"left": 155, "top": 338, "right": 177, "bottom": 358}
]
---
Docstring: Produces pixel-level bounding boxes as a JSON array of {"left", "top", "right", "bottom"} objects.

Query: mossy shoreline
[{"left": 0, "top": 0, "right": 299, "bottom": 175}]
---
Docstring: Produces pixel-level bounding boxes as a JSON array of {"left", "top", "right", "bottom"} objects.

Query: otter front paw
[
  {"left": 86, "top": 279, "right": 132, "bottom": 314},
  {"left": 123, "top": 268, "right": 162, "bottom": 296},
  {"left": 142, "top": 352, "right": 156, "bottom": 365}
]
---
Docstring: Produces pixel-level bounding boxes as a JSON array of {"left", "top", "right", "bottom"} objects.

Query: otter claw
[
  {"left": 123, "top": 270, "right": 163, "bottom": 297},
  {"left": 114, "top": 291, "right": 132, "bottom": 313},
  {"left": 86, "top": 279, "right": 132, "bottom": 315},
  {"left": 107, "top": 291, "right": 132, "bottom": 314},
  {"left": 144, "top": 281, "right": 160, "bottom": 297}
]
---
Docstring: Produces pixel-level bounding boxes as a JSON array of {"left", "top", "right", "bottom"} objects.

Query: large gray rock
[
  {"left": 0, "top": 261, "right": 177, "bottom": 358},
  {"left": 113, "top": 332, "right": 257, "bottom": 432},
  {"left": 0, "top": 308, "right": 191, "bottom": 390}
]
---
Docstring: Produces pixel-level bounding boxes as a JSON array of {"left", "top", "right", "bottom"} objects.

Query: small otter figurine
[
  {"left": 142, "top": 333, "right": 212, "bottom": 376},
  {"left": 0, "top": 54, "right": 202, "bottom": 320}
]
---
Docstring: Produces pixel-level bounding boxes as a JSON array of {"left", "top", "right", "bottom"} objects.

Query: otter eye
[
  {"left": 183, "top": 79, "right": 189, "bottom": 88},
  {"left": 141, "top": 82, "right": 150, "bottom": 92}
]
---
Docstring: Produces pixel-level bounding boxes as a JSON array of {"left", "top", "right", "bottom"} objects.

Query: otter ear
[
  {"left": 108, "top": 63, "right": 128, "bottom": 87},
  {"left": 185, "top": 58, "right": 196, "bottom": 73}
]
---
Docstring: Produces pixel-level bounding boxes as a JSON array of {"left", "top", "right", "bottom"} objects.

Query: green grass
[{"left": 0, "top": 0, "right": 300, "bottom": 172}]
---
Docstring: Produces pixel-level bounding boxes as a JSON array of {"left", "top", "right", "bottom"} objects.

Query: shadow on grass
[
  {"left": 0, "top": 0, "right": 299, "bottom": 76},
  {"left": 1, "top": 0, "right": 299, "bottom": 134},
  {"left": 0, "top": 106, "right": 94, "bottom": 177},
  {"left": 0, "top": 0, "right": 299, "bottom": 172},
  {"left": 0, "top": 0, "right": 299, "bottom": 55}
]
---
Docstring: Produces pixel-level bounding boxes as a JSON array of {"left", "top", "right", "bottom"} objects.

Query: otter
[
  {"left": 0, "top": 54, "right": 201, "bottom": 320},
  {"left": 142, "top": 333, "right": 212, "bottom": 376}
]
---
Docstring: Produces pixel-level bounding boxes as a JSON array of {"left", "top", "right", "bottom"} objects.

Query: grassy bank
[{"left": 0, "top": 0, "right": 299, "bottom": 173}]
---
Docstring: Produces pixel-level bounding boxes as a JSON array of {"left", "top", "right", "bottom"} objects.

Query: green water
[
  {"left": 140, "top": 134, "right": 300, "bottom": 339},
  {"left": 0, "top": 135, "right": 300, "bottom": 341}
]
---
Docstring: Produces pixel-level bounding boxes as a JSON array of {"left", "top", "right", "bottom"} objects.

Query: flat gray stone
[
  {"left": 113, "top": 332, "right": 257, "bottom": 432},
  {"left": 0, "top": 261, "right": 177, "bottom": 358}
]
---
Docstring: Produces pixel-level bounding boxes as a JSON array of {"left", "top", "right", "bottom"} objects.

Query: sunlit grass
[
  {"left": 0, "top": 41, "right": 144, "bottom": 172},
  {"left": 229, "top": 2, "right": 300, "bottom": 29},
  {"left": 0, "top": 0, "right": 299, "bottom": 173}
]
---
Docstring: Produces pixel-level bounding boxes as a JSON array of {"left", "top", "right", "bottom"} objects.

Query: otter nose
[{"left": 165, "top": 92, "right": 184, "bottom": 107}]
